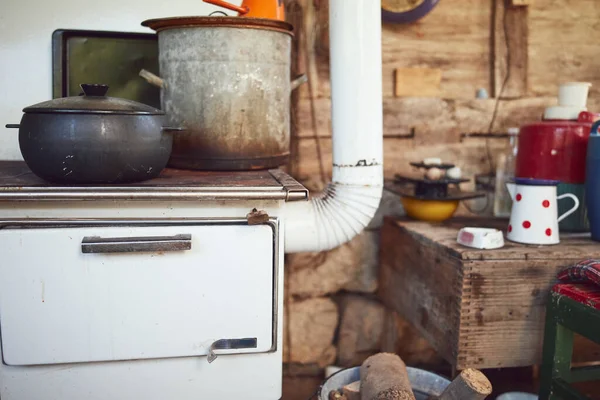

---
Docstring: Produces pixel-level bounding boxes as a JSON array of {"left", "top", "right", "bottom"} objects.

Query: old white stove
[{"left": 0, "top": 162, "right": 309, "bottom": 399}]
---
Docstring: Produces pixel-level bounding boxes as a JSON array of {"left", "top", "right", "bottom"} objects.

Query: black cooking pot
[{"left": 6, "top": 84, "right": 181, "bottom": 184}]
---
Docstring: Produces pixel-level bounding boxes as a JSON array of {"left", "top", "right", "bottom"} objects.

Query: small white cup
[{"left": 558, "top": 82, "right": 592, "bottom": 108}]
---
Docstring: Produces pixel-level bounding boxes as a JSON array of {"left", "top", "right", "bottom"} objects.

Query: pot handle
[
  {"left": 557, "top": 193, "right": 581, "bottom": 223},
  {"left": 203, "top": 0, "right": 250, "bottom": 15},
  {"left": 291, "top": 74, "right": 308, "bottom": 91},
  {"left": 5, "top": 124, "right": 20, "bottom": 129},
  {"left": 139, "top": 69, "right": 165, "bottom": 89}
]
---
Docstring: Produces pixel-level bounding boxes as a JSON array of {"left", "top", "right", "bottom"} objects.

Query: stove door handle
[
  {"left": 207, "top": 338, "right": 258, "bottom": 363},
  {"left": 81, "top": 234, "right": 192, "bottom": 254}
]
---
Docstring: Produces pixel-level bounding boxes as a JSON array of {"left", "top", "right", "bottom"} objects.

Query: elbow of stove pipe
[{"left": 282, "top": 166, "right": 383, "bottom": 254}]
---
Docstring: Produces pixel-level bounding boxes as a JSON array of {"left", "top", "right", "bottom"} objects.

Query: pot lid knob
[{"left": 80, "top": 84, "right": 109, "bottom": 97}]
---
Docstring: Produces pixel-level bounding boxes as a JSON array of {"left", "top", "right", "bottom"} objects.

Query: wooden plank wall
[
  {"left": 280, "top": 0, "right": 600, "bottom": 378},
  {"left": 281, "top": 0, "right": 600, "bottom": 377},
  {"left": 288, "top": 0, "right": 600, "bottom": 190}
]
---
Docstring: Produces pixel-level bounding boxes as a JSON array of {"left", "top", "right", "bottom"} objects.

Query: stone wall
[{"left": 283, "top": 191, "right": 445, "bottom": 377}]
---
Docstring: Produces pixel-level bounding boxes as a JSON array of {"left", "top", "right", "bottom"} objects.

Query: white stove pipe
[{"left": 283, "top": 0, "right": 383, "bottom": 253}]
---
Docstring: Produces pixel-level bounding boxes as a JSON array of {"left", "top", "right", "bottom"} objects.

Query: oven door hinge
[{"left": 246, "top": 208, "right": 270, "bottom": 225}]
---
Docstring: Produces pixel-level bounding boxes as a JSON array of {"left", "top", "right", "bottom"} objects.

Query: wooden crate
[{"left": 378, "top": 217, "right": 600, "bottom": 370}]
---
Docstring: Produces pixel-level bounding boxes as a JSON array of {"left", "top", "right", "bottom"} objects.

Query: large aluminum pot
[
  {"left": 5, "top": 84, "right": 179, "bottom": 184},
  {"left": 141, "top": 17, "right": 298, "bottom": 171}
]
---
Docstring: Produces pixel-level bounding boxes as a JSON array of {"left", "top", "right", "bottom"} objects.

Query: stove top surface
[{"left": 0, "top": 161, "right": 308, "bottom": 202}]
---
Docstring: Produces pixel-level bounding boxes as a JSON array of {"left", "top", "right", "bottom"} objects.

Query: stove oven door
[{"left": 0, "top": 221, "right": 277, "bottom": 366}]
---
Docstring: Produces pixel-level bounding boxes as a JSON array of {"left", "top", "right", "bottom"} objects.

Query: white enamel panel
[{"left": 0, "top": 223, "right": 274, "bottom": 366}]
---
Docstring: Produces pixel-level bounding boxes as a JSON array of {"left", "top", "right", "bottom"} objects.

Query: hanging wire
[
  {"left": 486, "top": 0, "right": 512, "bottom": 170},
  {"left": 287, "top": 0, "right": 303, "bottom": 178},
  {"left": 300, "top": 0, "right": 328, "bottom": 186},
  {"left": 463, "top": 0, "right": 511, "bottom": 215}
]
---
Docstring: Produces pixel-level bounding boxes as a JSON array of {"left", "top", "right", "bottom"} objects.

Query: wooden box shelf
[{"left": 378, "top": 217, "right": 600, "bottom": 370}]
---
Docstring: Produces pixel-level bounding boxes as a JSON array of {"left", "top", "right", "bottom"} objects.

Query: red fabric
[
  {"left": 557, "top": 259, "right": 600, "bottom": 286},
  {"left": 553, "top": 283, "right": 600, "bottom": 311}
]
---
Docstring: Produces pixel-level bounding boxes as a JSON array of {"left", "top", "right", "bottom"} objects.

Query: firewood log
[
  {"left": 438, "top": 369, "right": 492, "bottom": 400},
  {"left": 360, "top": 353, "right": 416, "bottom": 400}
]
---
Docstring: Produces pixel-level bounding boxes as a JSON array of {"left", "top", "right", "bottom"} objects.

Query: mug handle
[{"left": 557, "top": 193, "right": 580, "bottom": 223}]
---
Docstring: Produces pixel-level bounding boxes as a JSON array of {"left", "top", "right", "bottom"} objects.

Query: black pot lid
[
  {"left": 384, "top": 179, "right": 486, "bottom": 201},
  {"left": 23, "top": 84, "right": 164, "bottom": 115}
]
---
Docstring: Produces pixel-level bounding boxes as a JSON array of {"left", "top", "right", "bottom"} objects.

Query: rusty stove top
[{"left": 0, "top": 161, "right": 308, "bottom": 202}]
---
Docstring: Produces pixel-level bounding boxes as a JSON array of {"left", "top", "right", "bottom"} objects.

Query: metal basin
[
  {"left": 497, "top": 393, "right": 538, "bottom": 400},
  {"left": 318, "top": 366, "right": 450, "bottom": 400}
]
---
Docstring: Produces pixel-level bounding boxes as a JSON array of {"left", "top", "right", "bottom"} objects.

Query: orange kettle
[{"left": 203, "top": 0, "right": 285, "bottom": 21}]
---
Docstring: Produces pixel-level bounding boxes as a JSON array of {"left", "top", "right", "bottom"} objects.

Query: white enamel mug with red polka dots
[{"left": 506, "top": 178, "right": 580, "bottom": 245}]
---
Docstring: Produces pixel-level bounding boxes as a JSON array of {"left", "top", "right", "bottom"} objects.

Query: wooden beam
[
  {"left": 295, "top": 97, "right": 561, "bottom": 142},
  {"left": 293, "top": 137, "right": 506, "bottom": 186},
  {"left": 286, "top": 0, "right": 304, "bottom": 177},
  {"left": 493, "top": 0, "right": 529, "bottom": 98}
]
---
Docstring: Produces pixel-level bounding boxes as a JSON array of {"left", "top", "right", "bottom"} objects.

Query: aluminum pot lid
[{"left": 23, "top": 84, "right": 164, "bottom": 115}]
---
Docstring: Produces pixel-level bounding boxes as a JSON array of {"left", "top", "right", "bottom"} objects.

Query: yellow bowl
[{"left": 400, "top": 196, "right": 460, "bottom": 222}]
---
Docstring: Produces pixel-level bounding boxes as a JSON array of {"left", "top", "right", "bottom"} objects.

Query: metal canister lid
[{"left": 23, "top": 84, "right": 164, "bottom": 115}]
